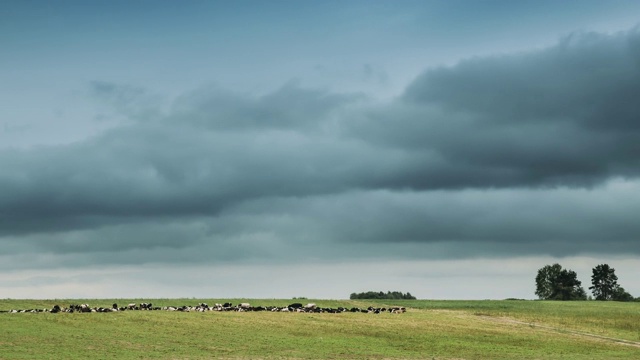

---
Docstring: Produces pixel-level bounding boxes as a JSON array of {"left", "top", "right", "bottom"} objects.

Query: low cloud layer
[{"left": 2, "top": 28, "right": 640, "bottom": 272}]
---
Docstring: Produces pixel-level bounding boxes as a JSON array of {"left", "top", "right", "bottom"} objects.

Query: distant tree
[
  {"left": 535, "top": 264, "right": 562, "bottom": 300},
  {"left": 611, "top": 286, "right": 634, "bottom": 302},
  {"left": 589, "top": 264, "right": 619, "bottom": 300},
  {"left": 556, "top": 268, "right": 587, "bottom": 300},
  {"left": 349, "top": 291, "right": 416, "bottom": 300},
  {"left": 535, "top": 263, "right": 587, "bottom": 300}
]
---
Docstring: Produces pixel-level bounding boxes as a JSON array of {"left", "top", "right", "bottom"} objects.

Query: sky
[{"left": 2, "top": 0, "right": 640, "bottom": 300}]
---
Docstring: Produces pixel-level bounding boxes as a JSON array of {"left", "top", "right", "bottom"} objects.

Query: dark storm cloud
[
  {"left": 357, "top": 28, "right": 640, "bottom": 189},
  {"left": 405, "top": 32, "right": 640, "bottom": 129},
  {"left": 0, "top": 85, "right": 386, "bottom": 239},
  {"left": 2, "top": 27, "right": 640, "bottom": 267}
]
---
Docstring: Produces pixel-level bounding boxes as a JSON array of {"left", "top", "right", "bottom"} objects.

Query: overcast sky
[{"left": 2, "top": 0, "right": 640, "bottom": 300}]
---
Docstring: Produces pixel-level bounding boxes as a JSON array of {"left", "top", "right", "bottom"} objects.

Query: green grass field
[{"left": 1, "top": 299, "right": 639, "bottom": 359}]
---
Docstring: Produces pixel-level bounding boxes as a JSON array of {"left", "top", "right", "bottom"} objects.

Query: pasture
[{"left": 1, "top": 299, "right": 639, "bottom": 359}]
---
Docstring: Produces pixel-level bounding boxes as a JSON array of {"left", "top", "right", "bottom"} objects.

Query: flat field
[{"left": 1, "top": 299, "right": 639, "bottom": 359}]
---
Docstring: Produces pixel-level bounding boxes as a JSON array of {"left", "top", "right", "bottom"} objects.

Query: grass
[
  {"left": 1, "top": 299, "right": 639, "bottom": 359},
  {"left": 369, "top": 299, "right": 640, "bottom": 342}
]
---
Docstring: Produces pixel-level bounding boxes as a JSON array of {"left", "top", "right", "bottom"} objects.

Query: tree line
[
  {"left": 535, "top": 263, "right": 636, "bottom": 301},
  {"left": 350, "top": 291, "right": 416, "bottom": 300}
]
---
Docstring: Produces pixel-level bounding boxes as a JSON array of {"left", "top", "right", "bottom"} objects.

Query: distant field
[{"left": 1, "top": 299, "right": 639, "bottom": 359}]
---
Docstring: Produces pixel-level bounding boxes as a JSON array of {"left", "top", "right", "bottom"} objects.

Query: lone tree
[
  {"left": 589, "top": 264, "right": 632, "bottom": 301},
  {"left": 535, "top": 263, "right": 587, "bottom": 300},
  {"left": 589, "top": 264, "right": 618, "bottom": 300}
]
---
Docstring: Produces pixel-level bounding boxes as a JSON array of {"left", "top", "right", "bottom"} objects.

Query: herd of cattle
[{"left": 4, "top": 302, "right": 407, "bottom": 314}]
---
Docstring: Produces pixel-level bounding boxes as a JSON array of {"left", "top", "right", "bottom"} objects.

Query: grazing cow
[
  {"left": 223, "top": 302, "right": 232, "bottom": 307},
  {"left": 366, "top": 307, "right": 381, "bottom": 314},
  {"left": 127, "top": 303, "right": 136, "bottom": 310},
  {"left": 304, "top": 303, "right": 317, "bottom": 310},
  {"left": 238, "top": 303, "right": 251, "bottom": 309},
  {"left": 194, "top": 303, "right": 208, "bottom": 312},
  {"left": 288, "top": 303, "right": 303, "bottom": 309}
]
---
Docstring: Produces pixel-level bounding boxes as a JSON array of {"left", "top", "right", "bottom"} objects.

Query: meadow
[{"left": 1, "top": 298, "right": 639, "bottom": 359}]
